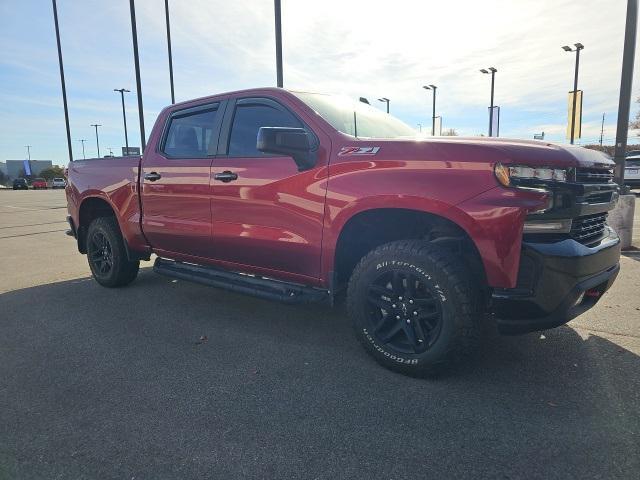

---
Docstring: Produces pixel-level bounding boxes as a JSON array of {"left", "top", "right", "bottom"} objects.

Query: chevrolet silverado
[{"left": 65, "top": 88, "right": 620, "bottom": 375}]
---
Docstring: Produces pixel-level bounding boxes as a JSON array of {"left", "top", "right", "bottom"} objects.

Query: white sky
[{"left": 0, "top": 0, "right": 638, "bottom": 164}]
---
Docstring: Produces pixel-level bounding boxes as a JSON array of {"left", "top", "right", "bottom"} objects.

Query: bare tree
[{"left": 441, "top": 128, "right": 458, "bottom": 136}]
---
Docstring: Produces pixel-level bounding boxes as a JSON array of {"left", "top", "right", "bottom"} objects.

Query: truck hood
[{"left": 362, "top": 136, "right": 614, "bottom": 169}]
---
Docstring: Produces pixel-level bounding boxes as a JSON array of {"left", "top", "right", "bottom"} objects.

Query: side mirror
[{"left": 257, "top": 127, "right": 317, "bottom": 171}]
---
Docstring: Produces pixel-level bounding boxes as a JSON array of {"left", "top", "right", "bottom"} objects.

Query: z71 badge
[{"left": 338, "top": 146, "right": 380, "bottom": 156}]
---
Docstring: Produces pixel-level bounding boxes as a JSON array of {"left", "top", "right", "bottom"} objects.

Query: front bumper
[{"left": 492, "top": 226, "right": 620, "bottom": 334}]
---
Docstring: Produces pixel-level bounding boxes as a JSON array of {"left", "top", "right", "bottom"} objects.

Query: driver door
[{"left": 209, "top": 96, "right": 327, "bottom": 280}]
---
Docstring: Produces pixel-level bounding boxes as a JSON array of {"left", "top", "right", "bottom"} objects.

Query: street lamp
[
  {"left": 51, "top": 0, "right": 73, "bottom": 163},
  {"left": 90, "top": 124, "right": 101, "bottom": 157},
  {"left": 78, "top": 139, "right": 86, "bottom": 159},
  {"left": 114, "top": 88, "right": 130, "bottom": 154},
  {"left": 480, "top": 67, "right": 498, "bottom": 136},
  {"left": 129, "top": 0, "right": 146, "bottom": 151},
  {"left": 562, "top": 43, "right": 584, "bottom": 145},
  {"left": 24, "top": 145, "right": 31, "bottom": 161},
  {"left": 274, "top": 0, "right": 283, "bottom": 87},
  {"left": 417, "top": 123, "right": 422, "bottom": 132},
  {"left": 164, "top": 0, "right": 175, "bottom": 103},
  {"left": 378, "top": 97, "right": 390, "bottom": 113},
  {"left": 422, "top": 85, "right": 437, "bottom": 136}
]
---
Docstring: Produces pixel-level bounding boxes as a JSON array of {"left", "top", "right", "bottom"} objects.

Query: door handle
[
  {"left": 213, "top": 171, "right": 238, "bottom": 183},
  {"left": 144, "top": 172, "right": 162, "bottom": 182}
]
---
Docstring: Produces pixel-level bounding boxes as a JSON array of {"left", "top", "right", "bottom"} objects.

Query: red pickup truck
[{"left": 66, "top": 87, "right": 620, "bottom": 376}]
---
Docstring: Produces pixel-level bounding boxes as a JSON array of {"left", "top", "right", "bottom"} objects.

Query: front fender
[{"left": 321, "top": 187, "right": 548, "bottom": 289}]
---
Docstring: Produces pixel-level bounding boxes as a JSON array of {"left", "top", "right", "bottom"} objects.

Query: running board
[{"left": 153, "top": 258, "right": 329, "bottom": 304}]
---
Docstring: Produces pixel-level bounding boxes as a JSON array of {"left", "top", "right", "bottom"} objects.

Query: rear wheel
[
  {"left": 347, "top": 240, "right": 481, "bottom": 376},
  {"left": 86, "top": 217, "right": 139, "bottom": 287}
]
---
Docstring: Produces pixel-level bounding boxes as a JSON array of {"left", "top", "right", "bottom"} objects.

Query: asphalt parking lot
[{"left": 1, "top": 189, "right": 639, "bottom": 479}]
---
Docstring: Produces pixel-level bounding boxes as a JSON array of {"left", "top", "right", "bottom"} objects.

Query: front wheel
[
  {"left": 347, "top": 240, "right": 481, "bottom": 376},
  {"left": 86, "top": 217, "right": 139, "bottom": 288}
]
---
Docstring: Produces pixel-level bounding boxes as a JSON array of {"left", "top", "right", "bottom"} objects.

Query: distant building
[
  {"left": 0, "top": 161, "right": 7, "bottom": 176},
  {"left": 4, "top": 160, "right": 53, "bottom": 179}
]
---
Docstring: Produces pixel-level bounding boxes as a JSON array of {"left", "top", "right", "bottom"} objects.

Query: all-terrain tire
[
  {"left": 347, "top": 240, "right": 481, "bottom": 376},
  {"left": 86, "top": 217, "right": 139, "bottom": 288}
]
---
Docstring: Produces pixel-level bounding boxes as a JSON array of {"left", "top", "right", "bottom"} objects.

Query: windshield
[{"left": 292, "top": 92, "right": 417, "bottom": 139}]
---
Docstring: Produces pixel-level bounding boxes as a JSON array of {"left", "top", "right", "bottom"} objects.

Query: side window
[
  {"left": 228, "top": 102, "right": 302, "bottom": 157},
  {"left": 163, "top": 105, "right": 219, "bottom": 158}
]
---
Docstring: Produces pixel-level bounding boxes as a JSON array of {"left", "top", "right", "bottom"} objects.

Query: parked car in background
[
  {"left": 52, "top": 177, "right": 67, "bottom": 189},
  {"left": 12, "top": 178, "right": 28, "bottom": 190},
  {"left": 32, "top": 178, "right": 48, "bottom": 190},
  {"left": 625, "top": 155, "right": 640, "bottom": 188}
]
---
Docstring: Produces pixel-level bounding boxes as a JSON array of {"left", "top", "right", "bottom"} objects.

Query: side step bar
[{"left": 153, "top": 258, "right": 329, "bottom": 304}]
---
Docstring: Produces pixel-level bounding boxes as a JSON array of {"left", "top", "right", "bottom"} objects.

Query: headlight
[
  {"left": 494, "top": 163, "right": 568, "bottom": 187},
  {"left": 523, "top": 219, "right": 572, "bottom": 234}
]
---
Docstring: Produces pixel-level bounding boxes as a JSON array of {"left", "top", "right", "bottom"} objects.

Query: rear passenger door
[
  {"left": 209, "top": 97, "right": 327, "bottom": 281},
  {"left": 141, "top": 101, "right": 225, "bottom": 259}
]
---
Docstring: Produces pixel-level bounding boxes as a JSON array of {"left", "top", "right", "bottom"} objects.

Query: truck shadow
[{"left": 1, "top": 268, "right": 638, "bottom": 478}]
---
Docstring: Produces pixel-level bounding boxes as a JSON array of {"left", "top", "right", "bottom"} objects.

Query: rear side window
[
  {"left": 228, "top": 102, "right": 302, "bottom": 157},
  {"left": 163, "top": 105, "right": 219, "bottom": 158}
]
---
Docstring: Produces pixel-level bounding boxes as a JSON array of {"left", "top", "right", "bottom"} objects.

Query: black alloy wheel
[
  {"left": 366, "top": 270, "right": 443, "bottom": 354},
  {"left": 89, "top": 231, "right": 113, "bottom": 277}
]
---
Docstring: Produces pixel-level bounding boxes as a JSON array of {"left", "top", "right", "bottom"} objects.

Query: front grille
[
  {"left": 570, "top": 213, "right": 608, "bottom": 245},
  {"left": 575, "top": 167, "right": 614, "bottom": 184}
]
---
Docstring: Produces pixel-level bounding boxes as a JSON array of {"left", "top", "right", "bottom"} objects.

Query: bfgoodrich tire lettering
[{"left": 347, "top": 240, "right": 481, "bottom": 376}]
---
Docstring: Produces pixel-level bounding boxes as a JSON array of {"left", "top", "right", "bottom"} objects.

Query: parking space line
[
  {"left": 0, "top": 221, "right": 68, "bottom": 230},
  {"left": 0, "top": 229, "right": 68, "bottom": 240}
]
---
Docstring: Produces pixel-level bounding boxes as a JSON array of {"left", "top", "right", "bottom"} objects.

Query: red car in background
[{"left": 32, "top": 178, "right": 48, "bottom": 189}]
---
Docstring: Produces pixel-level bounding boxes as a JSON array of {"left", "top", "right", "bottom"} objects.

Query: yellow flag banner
[{"left": 567, "top": 90, "right": 583, "bottom": 140}]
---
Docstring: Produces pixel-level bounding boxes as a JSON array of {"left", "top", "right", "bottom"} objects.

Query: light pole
[
  {"left": 378, "top": 97, "right": 390, "bottom": 113},
  {"left": 480, "top": 68, "right": 497, "bottom": 136},
  {"left": 129, "top": 0, "right": 146, "bottom": 151},
  {"left": 25, "top": 145, "right": 31, "bottom": 161},
  {"left": 114, "top": 88, "right": 130, "bottom": 153},
  {"left": 274, "top": 0, "right": 283, "bottom": 87},
  {"left": 562, "top": 43, "right": 584, "bottom": 144},
  {"left": 51, "top": 0, "right": 73, "bottom": 163},
  {"left": 78, "top": 139, "right": 86, "bottom": 159},
  {"left": 91, "top": 124, "right": 101, "bottom": 157},
  {"left": 423, "top": 85, "right": 437, "bottom": 135},
  {"left": 613, "top": 0, "right": 637, "bottom": 187},
  {"left": 417, "top": 123, "right": 422, "bottom": 132},
  {"left": 164, "top": 0, "right": 175, "bottom": 103},
  {"left": 107, "top": 147, "right": 114, "bottom": 156}
]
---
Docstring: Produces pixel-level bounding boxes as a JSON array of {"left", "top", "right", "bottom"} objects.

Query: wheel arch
[
  {"left": 329, "top": 202, "right": 489, "bottom": 297},
  {"left": 77, "top": 196, "right": 119, "bottom": 253}
]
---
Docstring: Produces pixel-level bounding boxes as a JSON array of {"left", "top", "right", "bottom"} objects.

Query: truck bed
[{"left": 66, "top": 155, "right": 145, "bottom": 254}]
